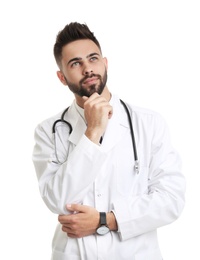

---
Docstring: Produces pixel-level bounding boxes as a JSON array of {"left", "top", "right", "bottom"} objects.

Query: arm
[
  {"left": 32, "top": 94, "right": 113, "bottom": 215},
  {"left": 33, "top": 126, "right": 107, "bottom": 214}
]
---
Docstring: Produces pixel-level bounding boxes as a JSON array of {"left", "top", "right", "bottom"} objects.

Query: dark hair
[{"left": 54, "top": 22, "right": 102, "bottom": 68}]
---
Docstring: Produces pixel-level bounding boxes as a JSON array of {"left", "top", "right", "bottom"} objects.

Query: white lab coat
[{"left": 32, "top": 94, "right": 185, "bottom": 260}]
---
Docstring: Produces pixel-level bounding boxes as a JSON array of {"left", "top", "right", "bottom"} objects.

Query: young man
[{"left": 32, "top": 22, "right": 185, "bottom": 260}]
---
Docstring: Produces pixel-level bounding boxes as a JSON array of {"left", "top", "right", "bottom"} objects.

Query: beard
[{"left": 65, "top": 69, "right": 107, "bottom": 97}]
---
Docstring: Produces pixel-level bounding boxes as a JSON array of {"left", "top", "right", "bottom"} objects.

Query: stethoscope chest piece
[{"left": 134, "top": 160, "right": 140, "bottom": 174}]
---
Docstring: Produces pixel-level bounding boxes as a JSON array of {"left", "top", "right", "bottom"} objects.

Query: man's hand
[
  {"left": 83, "top": 93, "right": 113, "bottom": 144},
  {"left": 58, "top": 204, "right": 99, "bottom": 238}
]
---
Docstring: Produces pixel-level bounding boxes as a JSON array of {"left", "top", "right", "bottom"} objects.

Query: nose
[{"left": 83, "top": 63, "right": 93, "bottom": 76}]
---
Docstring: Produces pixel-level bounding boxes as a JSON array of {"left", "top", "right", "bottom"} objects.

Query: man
[{"left": 32, "top": 22, "right": 185, "bottom": 260}]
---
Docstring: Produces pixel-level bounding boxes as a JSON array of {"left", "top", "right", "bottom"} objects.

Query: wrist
[
  {"left": 106, "top": 212, "right": 118, "bottom": 231},
  {"left": 96, "top": 211, "right": 118, "bottom": 235},
  {"left": 85, "top": 129, "right": 102, "bottom": 145},
  {"left": 96, "top": 212, "right": 109, "bottom": 235}
]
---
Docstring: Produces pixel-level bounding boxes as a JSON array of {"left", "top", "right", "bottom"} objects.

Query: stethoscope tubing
[
  {"left": 52, "top": 100, "right": 139, "bottom": 173},
  {"left": 52, "top": 107, "right": 72, "bottom": 134},
  {"left": 119, "top": 100, "right": 138, "bottom": 162}
]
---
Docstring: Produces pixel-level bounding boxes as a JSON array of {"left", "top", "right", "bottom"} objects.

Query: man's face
[{"left": 58, "top": 39, "right": 108, "bottom": 98}]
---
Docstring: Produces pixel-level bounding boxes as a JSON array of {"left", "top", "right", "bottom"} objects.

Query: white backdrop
[{"left": 0, "top": 0, "right": 199, "bottom": 259}]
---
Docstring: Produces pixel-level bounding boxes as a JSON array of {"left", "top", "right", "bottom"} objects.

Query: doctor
[{"left": 32, "top": 22, "right": 185, "bottom": 260}]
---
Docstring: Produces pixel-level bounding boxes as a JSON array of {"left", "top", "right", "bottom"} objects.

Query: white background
[{"left": 0, "top": 0, "right": 199, "bottom": 259}]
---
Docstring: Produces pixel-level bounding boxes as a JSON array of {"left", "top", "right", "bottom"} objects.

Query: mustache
[{"left": 80, "top": 73, "right": 101, "bottom": 84}]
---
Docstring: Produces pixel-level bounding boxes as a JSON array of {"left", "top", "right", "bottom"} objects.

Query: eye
[
  {"left": 71, "top": 61, "right": 81, "bottom": 67},
  {"left": 90, "top": 56, "right": 98, "bottom": 62}
]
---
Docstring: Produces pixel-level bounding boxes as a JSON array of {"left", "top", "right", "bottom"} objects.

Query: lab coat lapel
[
  {"left": 101, "top": 97, "right": 129, "bottom": 153},
  {"left": 66, "top": 103, "right": 87, "bottom": 145}
]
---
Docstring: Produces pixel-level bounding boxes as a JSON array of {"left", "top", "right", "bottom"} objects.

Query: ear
[
  {"left": 57, "top": 71, "right": 67, "bottom": 85},
  {"left": 103, "top": 57, "right": 108, "bottom": 70}
]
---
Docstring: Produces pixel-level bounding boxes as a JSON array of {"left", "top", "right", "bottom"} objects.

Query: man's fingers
[{"left": 66, "top": 203, "right": 86, "bottom": 213}]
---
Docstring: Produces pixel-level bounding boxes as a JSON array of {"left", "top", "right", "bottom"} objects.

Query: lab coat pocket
[{"left": 116, "top": 165, "right": 149, "bottom": 197}]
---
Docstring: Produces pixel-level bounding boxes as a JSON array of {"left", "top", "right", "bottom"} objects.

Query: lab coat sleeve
[
  {"left": 32, "top": 123, "right": 107, "bottom": 215},
  {"left": 112, "top": 114, "right": 186, "bottom": 241}
]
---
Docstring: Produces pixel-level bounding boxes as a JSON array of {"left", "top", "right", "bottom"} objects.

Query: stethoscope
[{"left": 52, "top": 99, "right": 139, "bottom": 174}]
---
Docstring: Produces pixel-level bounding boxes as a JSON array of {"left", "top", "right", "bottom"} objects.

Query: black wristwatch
[{"left": 96, "top": 212, "right": 110, "bottom": 235}]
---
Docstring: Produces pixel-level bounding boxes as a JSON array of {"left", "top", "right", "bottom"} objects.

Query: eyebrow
[{"left": 67, "top": 52, "right": 100, "bottom": 65}]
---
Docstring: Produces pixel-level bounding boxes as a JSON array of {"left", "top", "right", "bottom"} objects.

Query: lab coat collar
[{"left": 65, "top": 95, "right": 130, "bottom": 151}]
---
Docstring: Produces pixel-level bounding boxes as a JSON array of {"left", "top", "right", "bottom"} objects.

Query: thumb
[{"left": 82, "top": 96, "right": 88, "bottom": 102}]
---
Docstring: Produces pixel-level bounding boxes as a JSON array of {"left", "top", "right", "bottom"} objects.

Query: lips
[{"left": 83, "top": 76, "right": 98, "bottom": 85}]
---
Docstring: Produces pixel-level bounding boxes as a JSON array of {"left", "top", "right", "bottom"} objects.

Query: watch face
[{"left": 96, "top": 225, "right": 110, "bottom": 235}]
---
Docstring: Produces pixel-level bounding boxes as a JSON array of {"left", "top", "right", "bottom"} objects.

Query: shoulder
[
  {"left": 128, "top": 103, "right": 162, "bottom": 119},
  {"left": 112, "top": 94, "right": 168, "bottom": 134},
  {"left": 113, "top": 94, "right": 164, "bottom": 121},
  {"left": 36, "top": 111, "right": 63, "bottom": 131},
  {"left": 34, "top": 100, "right": 77, "bottom": 136}
]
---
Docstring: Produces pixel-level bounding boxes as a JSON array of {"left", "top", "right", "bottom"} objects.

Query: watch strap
[{"left": 99, "top": 212, "right": 107, "bottom": 226}]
